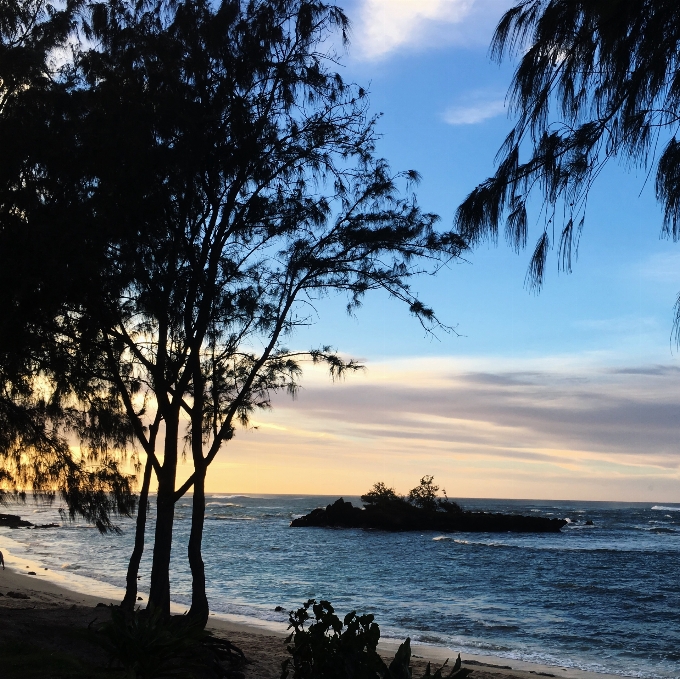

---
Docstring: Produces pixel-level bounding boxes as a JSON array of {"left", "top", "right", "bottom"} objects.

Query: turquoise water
[{"left": 2, "top": 496, "right": 679, "bottom": 678}]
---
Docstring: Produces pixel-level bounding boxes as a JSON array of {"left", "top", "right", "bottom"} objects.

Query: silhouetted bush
[
  {"left": 94, "top": 605, "right": 245, "bottom": 679},
  {"left": 361, "top": 482, "right": 399, "bottom": 506},
  {"left": 281, "top": 599, "right": 473, "bottom": 679},
  {"left": 360, "top": 477, "right": 462, "bottom": 515}
]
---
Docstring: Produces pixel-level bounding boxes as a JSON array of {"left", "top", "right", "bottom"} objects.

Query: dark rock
[
  {"left": 96, "top": 602, "right": 108, "bottom": 607},
  {"left": 0, "top": 592, "right": 4, "bottom": 596},
  {"left": 27, "top": 571, "right": 36, "bottom": 575},
  {"left": 0, "top": 513, "right": 33, "bottom": 528},
  {"left": 585, "top": 519, "right": 594, "bottom": 525},
  {"left": 6, "top": 591, "right": 30, "bottom": 599},
  {"left": 137, "top": 596, "right": 143, "bottom": 600},
  {"left": 291, "top": 497, "right": 568, "bottom": 533},
  {"left": 33, "top": 523, "right": 60, "bottom": 529},
  {"left": 274, "top": 605, "right": 284, "bottom": 612}
]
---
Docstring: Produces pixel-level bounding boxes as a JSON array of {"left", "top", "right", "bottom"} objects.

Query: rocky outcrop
[
  {"left": 291, "top": 498, "right": 567, "bottom": 533},
  {"left": 0, "top": 513, "right": 33, "bottom": 528},
  {"left": 0, "top": 513, "right": 59, "bottom": 529}
]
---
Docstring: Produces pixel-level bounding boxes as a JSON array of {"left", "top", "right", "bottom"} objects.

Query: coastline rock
[
  {"left": 6, "top": 591, "right": 30, "bottom": 599},
  {"left": 0, "top": 513, "right": 33, "bottom": 528},
  {"left": 291, "top": 498, "right": 567, "bottom": 533},
  {"left": 0, "top": 513, "right": 59, "bottom": 529}
]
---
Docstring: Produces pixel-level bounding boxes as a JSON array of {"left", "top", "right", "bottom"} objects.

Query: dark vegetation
[
  {"left": 0, "top": 598, "right": 476, "bottom": 679},
  {"left": 456, "top": 0, "right": 680, "bottom": 310},
  {"left": 282, "top": 600, "right": 473, "bottom": 679},
  {"left": 94, "top": 605, "right": 246, "bottom": 678},
  {"left": 1, "top": 0, "right": 465, "bottom": 625},
  {"left": 291, "top": 478, "right": 567, "bottom": 532}
]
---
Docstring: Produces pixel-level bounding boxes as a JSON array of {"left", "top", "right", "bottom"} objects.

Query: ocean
[{"left": 1, "top": 496, "right": 678, "bottom": 679}]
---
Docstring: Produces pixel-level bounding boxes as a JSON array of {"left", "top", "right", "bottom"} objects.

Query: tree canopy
[
  {"left": 1, "top": 0, "right": 466, "bottom": 624},
  {"left": 0, "top": 0, "right": 138, "bottom": 531},
  {"left": 456, "top": 0, "right": 680, "bottom": 313}
]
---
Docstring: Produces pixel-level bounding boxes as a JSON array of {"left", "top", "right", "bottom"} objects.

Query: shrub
[
  {"left": 407, "top": 476, "right": 440, "bottom": 512},
  {"left": 94, "top": 605, "right": 245, "bottom": 679},
  {"left": 281, "top": 600, "right": 473, "bottom": 679},
  {"left": 360, "top": 483, "right": 399, "bottom": 506}
]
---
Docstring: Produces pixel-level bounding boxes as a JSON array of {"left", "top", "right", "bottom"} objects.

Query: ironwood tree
[
  {"left": 2, "top": 0, "right": 466, "bottom": 626},
  {"left": 0, "top": 0, "right": 138, "bottom": 530},
  {"left": 83, "top": 0, "right": 466, "bottom": 623},
  {"left": 456, "top": 0, "right": 680, "bottom": 314}
]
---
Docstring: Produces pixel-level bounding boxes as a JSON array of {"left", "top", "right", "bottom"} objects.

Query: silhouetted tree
[
  {"left": 0, "top": 0, "right": 138, "bottom": 531},
  {"left": 456, "top": 0, "right": 680, "bottom": 312},
  {"left": 407, "top": 475, "right": 439, "bottom": 512},
  {"left": 59, "top": 0, "right": 466, "bottom": 624},
  {"left": 2, "top": 0, "right": 465, "bottom": 624},
  {"left": 361, "top": 482, "right": 399, "bottom": 506}
]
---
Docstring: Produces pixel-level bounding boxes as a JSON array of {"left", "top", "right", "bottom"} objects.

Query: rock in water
[
  {"left": 291, "top": 498, "right": 567, "bottom": 533},
  {"left": 0, "top": 513, "right": 33, "bottom": 528}
]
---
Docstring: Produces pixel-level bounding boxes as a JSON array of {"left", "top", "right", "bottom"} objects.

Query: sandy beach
[{"left": 0, "top": 561, "right": 627, "bottom": 679}]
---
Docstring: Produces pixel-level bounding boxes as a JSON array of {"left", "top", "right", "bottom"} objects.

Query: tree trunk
[
  {"left": 148, "top": 416, "right": 179, "bottom": 616},
  {"left": 188, "top": 461, "right": 209, "bottom": 626},
  {"left": 121, "top": 456, "right": 154, "bottom": 611}
]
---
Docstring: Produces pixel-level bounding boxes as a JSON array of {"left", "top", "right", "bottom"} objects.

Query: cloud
[
  {"left": 206, "top": 354, "right": 680, "bottom": 499},
  {"left": 443, "top": 98, "right": 505, "bottom": 124},
  {"left": 352, "top": 0, "right": 511, "bottom": 60},
  {"left": 638, "top": 251, "right": 680, "bottom": 284}
]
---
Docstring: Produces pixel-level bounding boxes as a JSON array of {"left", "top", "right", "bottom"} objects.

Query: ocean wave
[
  {"left": 207, "top": 515, "right": 257, "bottom": 521},
  {"left": 206, "top": 502, "right": 242, "bottom": 507},
  {"left": 652, "top": 505, "right": 680, "bottom": 512},
  {"left": 205, "top": 495, "right": 265, "bottom": 501}
]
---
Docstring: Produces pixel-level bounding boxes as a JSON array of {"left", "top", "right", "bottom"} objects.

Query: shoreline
[{"left": 0, "top": 552, "right": 627, "bottom": 679}]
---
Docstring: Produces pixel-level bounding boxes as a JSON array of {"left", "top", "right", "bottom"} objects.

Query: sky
[{"left": 199, "top": 0, "right": 680, "bottom": 501}]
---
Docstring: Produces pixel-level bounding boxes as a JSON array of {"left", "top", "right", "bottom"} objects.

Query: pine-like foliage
[{"left": 456, "top": 0, "right": 680, "bottom": 311}]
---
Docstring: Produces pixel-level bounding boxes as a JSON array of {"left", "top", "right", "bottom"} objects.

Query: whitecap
[
  {"left": 651, "top": 505, "right": 680, "bottom": 512},
  {"left": 432, "top": 536, "right": 451, "bottom": 541}
]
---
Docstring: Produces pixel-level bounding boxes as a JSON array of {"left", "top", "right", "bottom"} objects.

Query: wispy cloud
[
  {"left": 638, "top": 251, "right": 680, "bottom": 284},
  {"left": 205, "top": 355, "right": 680, "bottom": 500},
  {"left": 352, "top": 0, "right": 511, "bottom": 60},
  {"left": 443, "top": 98, "right": 505, "bottom": 124}
]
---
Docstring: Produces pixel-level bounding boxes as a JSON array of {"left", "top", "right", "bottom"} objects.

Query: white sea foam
[{"left": 651, "top": 505, "right": 680, "bottom": 512}]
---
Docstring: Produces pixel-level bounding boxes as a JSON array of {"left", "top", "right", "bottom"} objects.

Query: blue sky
[{"left": 203, "top": 0, "right": 680, "bottom": 501}]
